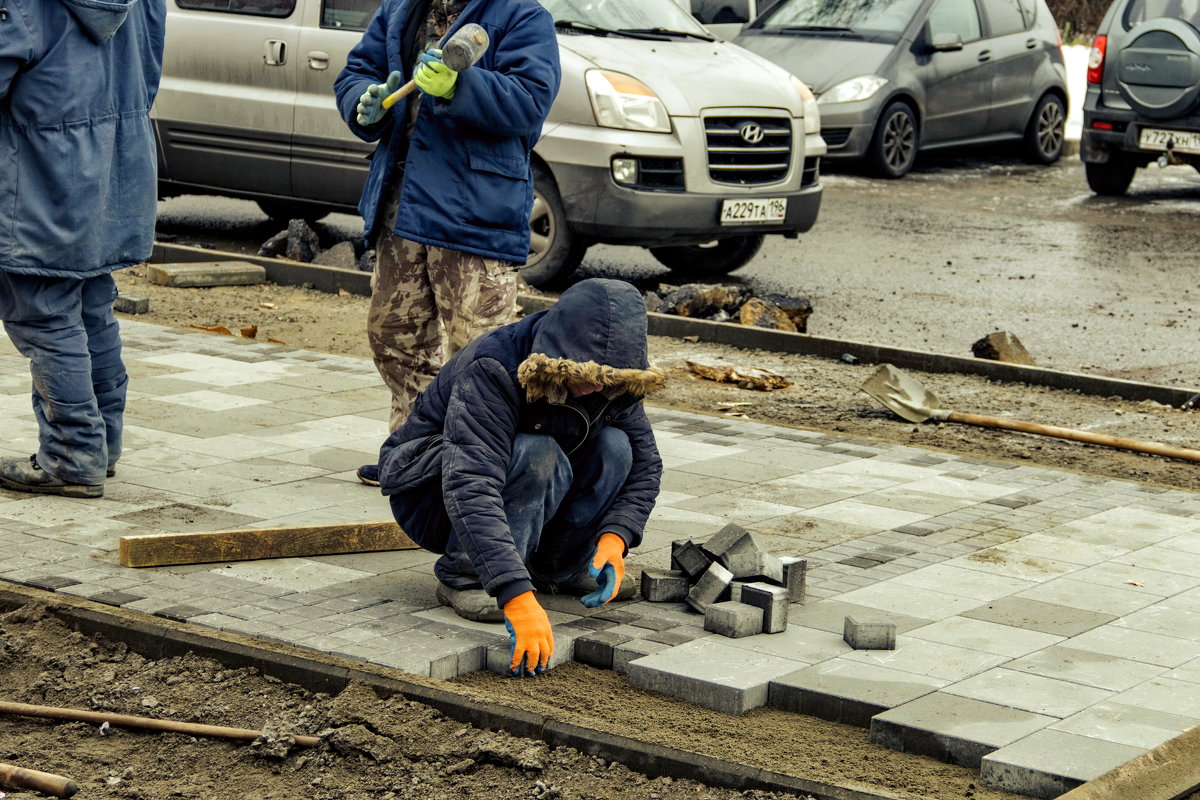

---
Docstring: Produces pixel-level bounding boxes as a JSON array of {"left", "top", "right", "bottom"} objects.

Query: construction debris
[
  {"left": 971, "top": 330, "right": 1036, "bottom": 365},
  {"left": 646, "top": 283, "right": 813, "bottom": 333},
  {"left": 148, "top": 261, "right": 266, "bottom": 288},
  {"left": 113, "top": 294, "right": 149, "bottom": 314},
  {"left": 657, "top": 524, "right": 808, "bottom": 638},
  {"left": 686, "top": 356, "right": 791, "bottom": 391},
  {"left": 257, "top": 219, "right": 367, "bottom": 270}
]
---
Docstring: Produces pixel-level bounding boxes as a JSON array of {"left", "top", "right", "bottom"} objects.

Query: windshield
[
  {"left": 759, "top": 0, "right": 925, "bottom": 34},
  {"left": 540, "top": 0, "right": 713, "bottom": 36},
  {"left": 1124, "top": 0, "right": 1200, "bottom": 28}
]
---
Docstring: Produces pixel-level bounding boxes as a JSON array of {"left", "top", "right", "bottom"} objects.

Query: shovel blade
[{"left": 859, "top": 364, "right": 942, "bottom": 423}]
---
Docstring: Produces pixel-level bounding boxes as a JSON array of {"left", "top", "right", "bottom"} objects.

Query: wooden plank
[
  {"left": 1057, "top": 725, "right": 1200, "bottom": 800},
  {"left": 119, "top": 521, "right": 418, "bottom": 568}
]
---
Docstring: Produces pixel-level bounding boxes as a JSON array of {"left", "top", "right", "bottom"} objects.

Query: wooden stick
[
  {"left": 119, "top": 520, "right": 417, "bottom": 568},
  {"left": 946, "top": 411, "right": 1200, "bottom": 463},
  {"left": 0, "top": 762, "right": 79, "bottom": 798},
  {"left": 0, "top": 700, "right": 322, "bottom": 748}
]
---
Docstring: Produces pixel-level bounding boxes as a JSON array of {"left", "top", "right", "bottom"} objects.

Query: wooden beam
[
  {"left": 119, "top": 521, "right": 418, "bottom": 568},
  {"left": 1057, "top": 725, "right": 1200, "bottom": 800}
]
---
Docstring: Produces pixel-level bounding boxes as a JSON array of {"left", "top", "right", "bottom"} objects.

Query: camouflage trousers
[{"left": 369, "top": 234, "right": 518, "bottom": 431}]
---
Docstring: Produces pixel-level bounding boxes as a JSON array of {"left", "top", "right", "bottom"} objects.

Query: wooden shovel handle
[
  {"left": 946, "top": 411, "right": 1200, "bottom": 463},
  {"left": 0, "top": 762, "right": 78, "bottom": 798},
  {"left": 0, "top": 700, "right": 321, "bottom": 748}
]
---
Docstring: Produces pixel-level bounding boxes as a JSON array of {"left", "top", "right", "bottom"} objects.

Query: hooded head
[
  {"left": 61, "top": 0, "right": 139, "bottom": 44},
  {"left": 518, "top": 278, "right": 666, "bottom": 404}
]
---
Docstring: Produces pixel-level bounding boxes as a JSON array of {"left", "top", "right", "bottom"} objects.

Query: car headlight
[
  {"left": 791, "top": 76, "right": 821, "bottom": 135},
  {"left": 585, "top": 70, "right": 671, "bottom": 133},
  {"left": 817, "top": 75, "right": 888, "bottom": 105}
]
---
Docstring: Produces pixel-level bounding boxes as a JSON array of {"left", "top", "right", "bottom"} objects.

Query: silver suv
[
  {"left": 1081, "top": 0, "right": 1200, "bottom": 194},
  {"left": 153, "top": 0, "right": 824, "bottom": 286}
]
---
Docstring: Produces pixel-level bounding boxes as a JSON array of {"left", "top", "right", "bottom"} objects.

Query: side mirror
[{"left": 930, "top": 31, "right": 964, "bottom": 51}]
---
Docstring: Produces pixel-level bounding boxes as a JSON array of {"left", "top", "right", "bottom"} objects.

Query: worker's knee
[{"left": 510, "top": 433, "right": 571, "bottom": 486}]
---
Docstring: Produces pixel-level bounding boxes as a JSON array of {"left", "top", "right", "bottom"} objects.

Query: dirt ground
[
  {"left": 0, "top": 601, "right": 1022, "bottom": 800},
  {"left": 113, "top": 267, "right": 1200, "bottom": 493}
]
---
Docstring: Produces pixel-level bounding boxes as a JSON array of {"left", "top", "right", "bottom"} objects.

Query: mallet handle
[
  {"left": 0, "top": 762, "right": 79, "bottom": 798},
  {"left": 381, "top": 79, "right": 416, "bottom": 109}
]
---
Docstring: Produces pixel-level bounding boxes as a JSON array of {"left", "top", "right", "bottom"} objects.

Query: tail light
[{"left": 1088, "top": 35, "right": 1107, "bottom": 84}]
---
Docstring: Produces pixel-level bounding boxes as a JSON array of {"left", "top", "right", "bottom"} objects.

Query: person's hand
[
  {"left": 502, "top": 591, "right": 553, "bottom": 676},
  {"left": 581, "top": 532, "right": 626, "bottom": 608},
  {"left": 356, "top": 70, "right": 403, "bottom": 126},
  {"left": 415, "top": 49, "right": 458, "bottom": 99}
]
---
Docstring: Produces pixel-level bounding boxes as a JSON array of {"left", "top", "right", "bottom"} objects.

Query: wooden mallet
[{"left": 381, "top": 23, "right": 490, "bottom": 110}]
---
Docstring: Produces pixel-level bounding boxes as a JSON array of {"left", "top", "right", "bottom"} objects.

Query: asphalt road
[{"left": 156, "top": 151, "right": 1200, "bottom": 388}]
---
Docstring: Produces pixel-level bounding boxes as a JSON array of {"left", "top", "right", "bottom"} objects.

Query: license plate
[
  {"left": 1138, "top": 127, "right": 1200, "bottom": 154},
  {"left": 720, "top": 197, "right": 787, "bottom": 225}
]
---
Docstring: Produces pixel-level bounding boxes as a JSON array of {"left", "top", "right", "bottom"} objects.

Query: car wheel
[
  {"left": 1024, "top": 94, "right": 1066, "bottom": 164},
  {"left": 649, "top": 234, "right": 765, "bottom": 277},
  {"left": 868, "top": 101, "right": 918, "bottom": 178},
  {"left": 256, "top": 200, "right": 329, "bottom": 224},
  {"left": 520, "top": 162, "right": 587, "bottom": 288},
  {"left": 1085, "top": 160, "right": 1138, "bottom": 196}
]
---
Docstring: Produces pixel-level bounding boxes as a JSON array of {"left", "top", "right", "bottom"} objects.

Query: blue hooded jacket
[
  {"left": 378, "top": 279, "right": 666, "bottom": 604},
  {"left": 0, "top": 0, "right": 165, "bottom": 279},
  {"left": 334, "top": 0, "right": 560, "bottom": 264}
]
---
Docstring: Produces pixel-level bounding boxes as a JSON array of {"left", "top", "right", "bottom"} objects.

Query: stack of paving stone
[{"left": 641, "top": 524, "right": 807, "bottom": 639}]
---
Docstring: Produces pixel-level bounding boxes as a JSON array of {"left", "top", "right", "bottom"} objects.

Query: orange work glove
[
  {"left": 502, "top": 590, "right": 553, "bottom": 676},
  {"left": 582, "top": 532, "right": 626, "bottom": 608}
]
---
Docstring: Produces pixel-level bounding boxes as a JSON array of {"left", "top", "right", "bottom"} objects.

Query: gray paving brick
[
  {"left": 770, "top": 659, "right": 948, "bottom": 727},
  {"left": 871, "top": 692, "right": 1056, "bottom": 768},
  {"left": 980, "top": 729, "right": 1145, "bottom": 798},
  {"left": 612, "top": 639, "right": 674, "bottom": 674},
  {"left": 628, "top": 639, "right": 804, "bottom": 715}
]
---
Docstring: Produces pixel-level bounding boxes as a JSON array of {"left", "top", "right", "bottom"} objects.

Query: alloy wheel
[
  {"left": 883, "top": 110, "right": 916, "bottom": 173},
  {"left": 527, "top": 192, "right": 552, "bottom": 266},
  {"left": 1036, "top": 100, "right": 1065, "bottom": 159}
]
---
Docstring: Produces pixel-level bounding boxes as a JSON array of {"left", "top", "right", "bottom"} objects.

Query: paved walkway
[{"left": 3, "top": 320, "right": 1199, "bottom": 799}]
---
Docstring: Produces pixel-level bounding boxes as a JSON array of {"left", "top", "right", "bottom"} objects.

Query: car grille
[
  {"left": 638, "top": 157, "right": 685, "bottom": 191},
  {"left": 704, "top": 116, "right": 791, "bottom": 185},
  {"left": 821, "top": 128, "right": 851, "bottom": 148}
]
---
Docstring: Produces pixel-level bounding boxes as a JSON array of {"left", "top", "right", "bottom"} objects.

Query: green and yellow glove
[
  {"left": 356, "top": 70, "right": 403, "bottom": 126},
  {"left": 502, "top": 591, "right": 553, "bottom": 676},
  {"left": 581, "top": 532, "right": 626, "bottom": 608},
  {"left": 415, "top": 49, "right": 458, "bottom": 99}
]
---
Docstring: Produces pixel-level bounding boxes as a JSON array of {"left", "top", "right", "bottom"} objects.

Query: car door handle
[
  {"left": 308, "top": 50, "right": 330, "bottom": 70},
  {"left": 1025, "top": 37, "right": 1038, "bottom": 49},
  {"left": 264, "top": 39, "right": 287, "bottom": 66},
  {"left": 977, "top": 49, "right": 991, "bottom": 62}
]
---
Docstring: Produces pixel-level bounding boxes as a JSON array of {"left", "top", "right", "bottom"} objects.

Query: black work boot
[
  {"left": 356, "top": 463, "right": 381, "bottom": 487},
  {"left": 0, "top": 455, "right": 104, "bottom": 499},
  {"left": 435, "top": 582, "right": 504, "bottom": 623}
]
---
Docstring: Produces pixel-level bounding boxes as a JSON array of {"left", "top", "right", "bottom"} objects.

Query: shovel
[{"left": 860, "top": 364, "right": 1200, "bottom": 464}]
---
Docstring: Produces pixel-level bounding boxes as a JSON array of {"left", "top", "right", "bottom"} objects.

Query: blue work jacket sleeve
[
  {"left": 335, "top": 5, "right": 392, "bottom": 143},
  {"left": 432, "top": 5, "right": 560, "bottom": 137},
  {"left": 0, "top": 3, "right": 33, "bottom": 98},
  {"left": 597, "top": 403, "right": 662, "bottom": 551},
  {"left": 441, "top": 358, "right": 534, "bottom": 605}
]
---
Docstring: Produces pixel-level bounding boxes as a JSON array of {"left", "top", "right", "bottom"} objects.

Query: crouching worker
[{"left": 376, "top": 278, "right": 665, "bottom": 676}]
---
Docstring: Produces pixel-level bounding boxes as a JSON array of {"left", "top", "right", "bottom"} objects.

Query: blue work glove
[
  {"left": 415, "top": 49, "right": 458, "bottom": 99},
  {"left": 356, "top": 70, "right": 403, "bottom": 126},
  {"left": 581, "top": 532, "right": 626, "bottom": 608}
]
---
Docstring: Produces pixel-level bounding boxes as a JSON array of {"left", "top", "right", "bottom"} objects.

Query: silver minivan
[{"left": 153, "top": 0, "right": 824, "bottom": 286}]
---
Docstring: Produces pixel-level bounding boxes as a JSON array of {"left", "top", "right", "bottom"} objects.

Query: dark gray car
[
  {"left": 1081, "top": 0, "right": 1200, "bottom": 194},
  {"left": 734, "top": 0, "right": 1069, "bottom": 176}
]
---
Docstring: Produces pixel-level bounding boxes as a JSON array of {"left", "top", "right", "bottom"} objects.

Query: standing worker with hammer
[{"left": 335, "top": 0, "right": 561, "bottom": 488}]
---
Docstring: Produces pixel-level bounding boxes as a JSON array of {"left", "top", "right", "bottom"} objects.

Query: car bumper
[
  {"left": 1081, "top": 102, "right": 1200, "bottom": 164},
  {"left": 813, "top": 99, "right": 880, "bottom": 160}
]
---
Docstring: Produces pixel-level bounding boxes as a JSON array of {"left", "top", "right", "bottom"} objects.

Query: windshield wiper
[
  {"left": 617, "top": 27, "right": 717, "bottom": 42},
  {"left": 778, "top": 24, "right": 856, "bottom": 32},
  {"left": 553, "top": 20, "right": 671, "bottom": 40}
]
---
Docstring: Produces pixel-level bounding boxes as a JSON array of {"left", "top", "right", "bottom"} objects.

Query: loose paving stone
[
  {"left": 148, "top": 261, "right": 267, "bottom": 287},
  {"left": 640, "top": 568, "right": 690, "bottom": 602},
  {"left": 738, "top": 582, "right": 789, "bottom": 633},
  {"left": 574, "top": 630, "right": 635, "bottom": 670},
  {"left": 704, "top": 601, "right": 763, "bottom": 638},
  {"left": 628, "top": 639, "right": 803, "bottom": 715},
  {"left": 844, "top": 615, "right": 897, "bottom": 650},
  {"left": 686, "top": 561, "right": 733, "bottom": 612},
  {"left": 670, "top": 539, "right": 712, "bottom": 581}
]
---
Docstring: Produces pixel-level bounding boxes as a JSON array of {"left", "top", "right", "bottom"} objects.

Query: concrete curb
[
  {"left": 149, "top": 242, "right": 1200, "bottom": 407},
  {"left": 0, "top": 585, "right": 900, "bottom": 800}
]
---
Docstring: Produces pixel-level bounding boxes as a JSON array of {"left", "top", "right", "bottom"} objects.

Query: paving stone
[
  {"left": 612, "top": 639, "right": 673, "bottom": 674},
  {"left": 574, "top": 631, "right": 635, "bottom": 670},
  {"left": 870, "top": 692, "right": 1057, "bottom": 768},
  {"left": 486, "top": 629, "right": 580, "bottom": 676},
  {"left": 686, "top": 562, "right": 733, "bottom": 613},
  {"left": 738, "top": 582, "right": 789, "bottom": 633},
  {"left": 88, "top": 590, "right": 145, "bottom": 607},
  {"left": 627, "top": 639, "right": 803, "bottom": 715},
  {"left": 670, "top": 539, "right": 713, "bottom": 581},
  {"left": 704, "top": 601, "right": 763, "bottom": 638},
  {"left": 627, "top": 616, "right": 679, "bottom": 632},
  {"left": 640, "top": 568, "right": 690, "bottom": 603},
  {"left": 942, "top": 667, "right": 1112, "bottom": 718},
  {"left": 844, "top": 615, "right": 897, "bottom": 650},
  {"left": 980, "top": 729, "right": 1145, "bottom": 798},
  {"left": 770, "top": 660, "right": 949, "bottom": 727},
  {"left": 1005, "top": 645, "right": 1165, "bottom": 692}
]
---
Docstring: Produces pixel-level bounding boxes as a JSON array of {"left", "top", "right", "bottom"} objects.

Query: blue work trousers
[
  {"left": 392, "top": 427, "right": 633, "bottom": 594},
  {"left": 0, "top": 272, "right": 127, "bottom": 485}
]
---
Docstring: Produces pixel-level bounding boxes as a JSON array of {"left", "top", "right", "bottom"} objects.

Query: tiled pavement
[{"left": 4, "top": 321, "right": 1200, "bottom": 798}]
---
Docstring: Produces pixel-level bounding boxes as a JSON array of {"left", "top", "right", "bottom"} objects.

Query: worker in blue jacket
[
  {"left": 0, "top": 0, "right": 165, "bottom": 499},
  {"left": 378, "top": 279, "right": 665, "bottom": 676},
  {"left": 334, "top": 0, "right": 561, "bottom": 468}
]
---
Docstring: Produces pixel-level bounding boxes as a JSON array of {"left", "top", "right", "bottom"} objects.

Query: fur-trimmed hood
[{"left": 517, "top": 279, "right": 666, "bottom": 404}]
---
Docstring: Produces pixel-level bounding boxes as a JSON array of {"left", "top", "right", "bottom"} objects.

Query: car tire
[
  {"left": 1085, "top": 160, "right": 1138, "bottom": 196},
  {"left": 521, "top": 162, "right": 587, "bottom": 288},
  {"left": 1024, "top": 93, "right": 1066, "bottom": 164},
  {"left": 256, "top": 200, "right": 329, "bottom": 224},
  {"left": 649, "top": 234, "right": 765, "bottom": 277},
  {"left": 867, "top": 101, "right": 918, "bottom": 178}
]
